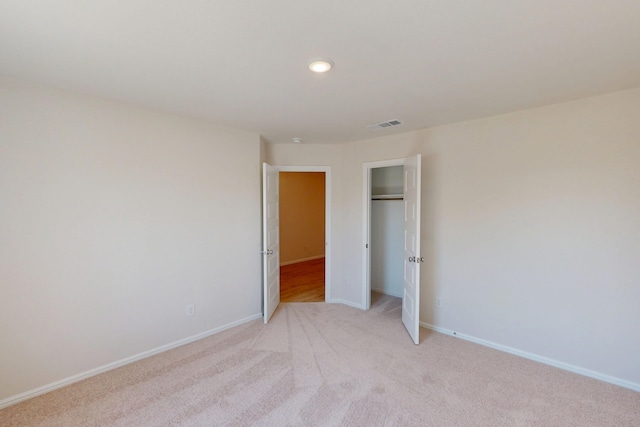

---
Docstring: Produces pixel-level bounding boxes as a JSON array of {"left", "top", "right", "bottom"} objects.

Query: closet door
[
  {"left": 402, "top": 154, "right": 422, "bottom": 344},
  {"left": 262, "top": 163, "right": 280, "bottom": 323}
]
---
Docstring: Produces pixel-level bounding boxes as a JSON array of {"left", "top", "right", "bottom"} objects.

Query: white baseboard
[
  {"left": 329, "top": 298, "right": 365, "bottom": 310},
  {"left": 0, "top": 313, "right": 263, "bottom": 410},
  {"left": 280, "top": 255, "right": 324, "bottom": 266},
  {"left": 420, "top": 321, "right": 640, "bottom": 393},
  {"left": 371, "top": 288, "right": 403, "bottom": 298}
]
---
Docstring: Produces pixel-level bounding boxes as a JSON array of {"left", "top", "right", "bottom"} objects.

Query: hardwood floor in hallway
[{"left": 280, "top": 257, "right": 325, "bottom": 302}]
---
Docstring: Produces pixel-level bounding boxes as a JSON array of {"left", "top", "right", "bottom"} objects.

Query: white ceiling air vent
[{"left": 366, "top": 119, "right": 403, "bottom": 131}]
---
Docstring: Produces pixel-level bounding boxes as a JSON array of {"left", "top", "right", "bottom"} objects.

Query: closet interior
[{"left": 370, "top": 165, "right": 404, "bottom": 298}]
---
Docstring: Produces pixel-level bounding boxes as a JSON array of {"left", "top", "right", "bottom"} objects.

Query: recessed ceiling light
[
  {"left": 308, "top": 58, "right": 334, "bottom": 73},
  {"left": 292, "top": 137, "right": 303, "bottom": 144}
]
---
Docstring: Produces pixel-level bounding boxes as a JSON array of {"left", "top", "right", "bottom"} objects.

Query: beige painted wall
[
  {"left": 0, "top": 77, "right": 262, "bottom": 401},
  {"left": 413, "top": 88, "right": 640, "bottom": 386},
  {"left": 2, "top": 75, "right": 638, "bottom": 401},
  {"left": 268, "top": 87, "right": 640, "bottom": 387},
  {"left": 279, "top": 172, "right": 325, "bottom": 265}
]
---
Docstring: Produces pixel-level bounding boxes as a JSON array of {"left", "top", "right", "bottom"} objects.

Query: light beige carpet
[{"left": 1, "top": 293, "right": 639, "bottom": 426}]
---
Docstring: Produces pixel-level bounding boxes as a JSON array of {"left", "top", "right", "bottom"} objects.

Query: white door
[
  {"left": 262, "top": 163, "right": 280, "bottom": 323},
  {"left": 402, "top": 154, "right": 422, "bottom": 344}
]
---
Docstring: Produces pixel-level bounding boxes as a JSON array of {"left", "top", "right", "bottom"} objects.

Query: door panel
[
  {"left": 402, "top": 154, "right": 421, "bottom": 344},
  {"left": 262, "top": 163, "right": 280, "bottom": 323}
]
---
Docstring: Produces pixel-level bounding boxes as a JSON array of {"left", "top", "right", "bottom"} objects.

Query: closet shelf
[{"left": 371, "top": 194, "right": 404, "bottom": 201}]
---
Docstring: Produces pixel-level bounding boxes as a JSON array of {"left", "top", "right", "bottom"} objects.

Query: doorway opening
[
  {"left": 262, "top": 164, "right": 331, "bottom": 323},
  {"left": 277, "top": 166, "right": 331, "bottom": 304},
  {"left": 362, "top": 160, "right": 405, "bottom": 309},
  {"left": 362, "top": 156, "right": 422, "bottom": 344},
  {"left": 279, "top": 171, "right": 326, "bottom": 302}
]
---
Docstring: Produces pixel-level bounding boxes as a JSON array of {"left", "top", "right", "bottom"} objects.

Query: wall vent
[{"left": 366, "top": 119, "right": 403, "bottom": 131}]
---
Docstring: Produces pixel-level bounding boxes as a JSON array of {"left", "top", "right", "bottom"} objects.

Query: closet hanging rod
[{"left": 371, "top": 194, "right": 403, "bottom": 201}]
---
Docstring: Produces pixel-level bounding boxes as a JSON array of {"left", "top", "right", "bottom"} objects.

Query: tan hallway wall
[{"left": 279, "top": 172, "right": 325, "bottom": 265}]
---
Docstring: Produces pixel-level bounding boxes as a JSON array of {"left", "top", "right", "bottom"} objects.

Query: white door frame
[
  {"left": 277, "top": 165, "right": 332, "bottom": 302},
  {"left": 362, "top": 158, "right": 407, "bottom": 310}
]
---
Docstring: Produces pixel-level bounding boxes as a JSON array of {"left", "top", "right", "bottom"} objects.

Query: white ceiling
[{"left": 2, "top": 1, "right": 640, "bottom": 144}]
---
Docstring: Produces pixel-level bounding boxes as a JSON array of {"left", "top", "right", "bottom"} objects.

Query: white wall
[
  {"left": 370, "top": 200, "right": 403, "bottom": 297},
  {"left": 371, "top": 165, "right": 403, "bottom": 196},
  {"left": 335, "top": 88, "right": 640, "bottom": 387},
  {"left": 370, "top": 166, "right": 404, "bottom": 297},
  {"left": 0, "top": 78, "right": 262, "bottom": 401}
]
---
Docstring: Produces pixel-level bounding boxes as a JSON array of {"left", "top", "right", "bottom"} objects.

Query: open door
[
  {"left": 402, "top": 154, "right": 422, "bottom": 344},
  {"left": 262, "top": 162, "right": 280, "bottom": 323}
]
